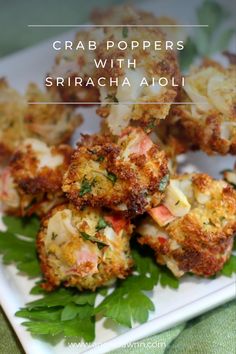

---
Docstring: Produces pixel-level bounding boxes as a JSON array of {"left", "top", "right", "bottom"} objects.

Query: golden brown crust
[
  {"left": 0, "top": 140, "right": 73, "bottom": 217},
  {"left": 138, "top": 173, "right": 236, "bottom": 277},
  {"left": 37, "top": 204, "right": 133, "bottom": 291},
  {"left": 161, "top": 61, "right": 236, "bottom": 155},
  {"left": 63, "top": 128, "right": 169, "bottom": 216}
]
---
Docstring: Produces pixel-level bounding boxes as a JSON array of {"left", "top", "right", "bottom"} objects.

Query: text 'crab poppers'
[
  {"left": 63, "top": 127, "right": 169, "bottom": 216},
  {"left": 49, "top": 5, "right": 181, "bottom": 135},
  {"left": 162, "top": 60, "right": 236, "bottom": 155},
  {"left": 0, "top": 139, "right": 72, "bottom": 216},
  {"left": 37, "top": 204, "right": 133, "bottom": 291},
  {"left": 137, "top": 173, "right": 236, "bottom": 277},
  {"left": 0, "top": 79, "right": 81, "bottom": 164}
]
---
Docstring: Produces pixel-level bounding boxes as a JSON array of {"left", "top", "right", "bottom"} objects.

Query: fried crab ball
[
  {"left": 48, "top": 30, "right": 102, "bottom": 103},
  {"left": 223, "top": 163, "right": 236, "bottom": 188},
  {"left": 91, "top": 5, "right": 187, "bottom": 45},
  {"left": 137, "top": 173, "right": 236, "bottom": 277},
  {"left": 162, "top": 60, "right": 236, "bottom": 155},
  {"left": 96, "top": 26, "right": 180, "bottom": 135},
  {"left": 0, "top": 79, "right": 81, "bottom": 163},
  {"left": 0, "top": 139, "right": 72, "bottom": 216},
  {"left": 37, "top": 204, "right": 133, "bottom": 291},
  {"left": 63, "top": 127, "right": 169, "bottom": 216}
]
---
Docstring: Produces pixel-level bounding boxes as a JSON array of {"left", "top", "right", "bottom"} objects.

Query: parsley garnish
[
  {"left": 96, "top": 218, "right": 108, "bottom": 232},
  {"left": 80, "top": 231, "right": 108, "bottom": 250},
  {"left": 106, "top": 171, "right": 117, "bottom": 185},
  {"left": 79, "top": 177, "right": 96, "bottom": 196},
  {"left": 0, "top": 216, "right": 41, "bottom": 277},
  {"left": 220, "top": 255, "right": 236, "bottom": 277},
  {"left": 16, "top": 288, "right": 96, "bottom": 342},
  {"left": 158, "top": 174, "right": 170, "bottom": 192},
  {"left": 180, "top": 0, "right": 234, "bottom": 70}
]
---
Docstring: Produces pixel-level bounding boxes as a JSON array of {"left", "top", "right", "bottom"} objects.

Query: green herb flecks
[
  {"left": 106, "top": 171, "right": 117, "bottom": 185},
  {"left": 79, "top": 177, "right": 96, "bottom": 196},
  {"left": 80, "top": 232, "right": 108, "bottom": 250},
  {"left": 122, "top": 27, "right": 129, "bottom": 38},
  {"left": 96, "top": 218, "right": 108, "bottom": 232},
  {"left": 158, "top": 174, "right": 170, "bottom": 192}
]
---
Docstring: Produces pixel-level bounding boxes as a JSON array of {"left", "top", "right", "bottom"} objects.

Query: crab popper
[
  {"left": 37, "top": 204, "right": 133, "bottom": 291},
  {"left": 0, "top": 79, "right": 81, "bottom": 164},
  {"left": 91, "top": 5, "right": 187, "bottom": 48},
  {"left": 96, "top": 26, "right": 180, "bottom": 135},
  {"left": 137, "top": 173, "right": 236, "bottom": 277},
  {"left": 63, "top": 127, "right": 169, "bottom": 216},
  {"left": 0, "top": 139, "right": 72, "bottom": 216},
  {"left": 162, "top": 60, "right": 236, "bottom": 155},
  {"left": 48, "top": 30, "right": 102, "bottom": 104}
]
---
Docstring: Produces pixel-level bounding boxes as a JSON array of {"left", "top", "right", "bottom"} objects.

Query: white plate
[{"left": 0, "top": 1, "right": 235, "bottom": 353}]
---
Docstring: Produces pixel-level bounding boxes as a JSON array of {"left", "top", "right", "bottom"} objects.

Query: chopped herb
[
  {"left": 96, "top": 218, "right": 108, "bottom": 232},
  {"left": 106, "top": 171, "right": 117, "bottom": 185},
  {"left": 51, "top": 232, "right": 58, "bottom": 240},
  {"left": 80, "top": 232, "right": 108, "bottom": 250},
  {"left": 105, "top": 94, "right": 119, "bottom": 103},
  {"left": 175, "top": 200, "right": 180, "bottom": 206},
  {"left": 122, "top": 27, "right": 129, "bottom": 38},
  {"left": 96, "top": 156, "right": 105, "bottom": 162},
  {"left": 158, "top": 174, "right": 170, "bottom": 192},
  {"left": 79, "top": 177, "right": 96, "bottom": 197},
  {"left": 145, "top": 119, "right": 156, "bottom": 132}
]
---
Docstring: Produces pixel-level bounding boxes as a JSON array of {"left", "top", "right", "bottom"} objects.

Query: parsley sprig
[
  {"left": 180, "top": 0, "right": 235, "bottom": 70},
  {"left": 0, "top": 216, "right": 235, "bottom": 343},
  {"left": 0, "top": 216, "right": 41, "bottom": 277}
]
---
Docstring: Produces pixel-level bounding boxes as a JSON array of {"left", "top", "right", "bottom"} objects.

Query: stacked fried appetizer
[
  {"left": 49, "top": 7, "right": 180, "bottom": 134},
  {"left": 95, "top": 26, "right": 180, "bottom": 135},
  {"left": 37, "top": 204, "right": 133, "bottom": 290},
  {"left": 0, "top": 79, "right": 81, "bottom": 164},
  {"left": 63, "top": 127, "right": 169, "bottom": 216},
  {"left": 161, "top": 60, "right": 236, "bottom": 155},
  {"left": 137, "top": 173, "right": 236, "bottom": 277},
  {"left": 0, "top": 139, "right": 72, "bottom": 216}
]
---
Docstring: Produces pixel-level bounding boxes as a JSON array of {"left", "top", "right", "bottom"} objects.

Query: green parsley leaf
[
  {"left": 80, "top": 231, "right": 108, "bottom": 250},
  {"left": 220, "top": 255, "right": 236, "bottom": 277},
  {"left": 96, "top": 217, "right": 108, "bottom": 232},
  {"left": 158, "top": 174, "right": 170, "bottom": 192},
  {"left": 94, "top": 250, "right": 159, "bottom": 327},
  {"left": 122, "top": 27, "right": 129, "bottom": 38},
  {"left": 106, "top": 171, "right": 117, "bottom": 185},
  {"left": 0, "top": 216, "right": 40, "bottom": 277},
  {"left": 2, "top": 215, "right": 40, "bottom": 238},
  {"left": 79, "top": 177, "right": 96, "bottom": 196},
  {"left": 159, "top": 267, "right": 180, "bottom": 289},
  {"left": 179, "top": 37, "right": 198, "bottom": 71},
  {"left": 16, "top": 287, "right": 96, "bottom": 342}
]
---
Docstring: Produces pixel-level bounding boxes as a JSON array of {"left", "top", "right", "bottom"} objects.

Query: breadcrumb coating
[
  {"left": 0, "top": 139, "right": 72, "bottom": 216},
  {"left": 37, "top": 204, "right": 133, "bottom": 291},
  {"left": 161, "top": 60, "right": 236, "bottom": 155},
  {"left": 0, "top": 79, "right": 81, "bottom": 163},
  {"left": 137, "top": 173, "right": 236, "bottom": 277},
  {"left": 96, "top": 26, "right": 180, "bottom": 134},
  {"left": 63, "top": 127, "right": 169, "bottom": 216}
]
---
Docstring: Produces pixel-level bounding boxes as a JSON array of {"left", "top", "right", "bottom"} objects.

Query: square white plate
[{"left": 0, "top": 1, "right": 235, "bottom": 353}]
